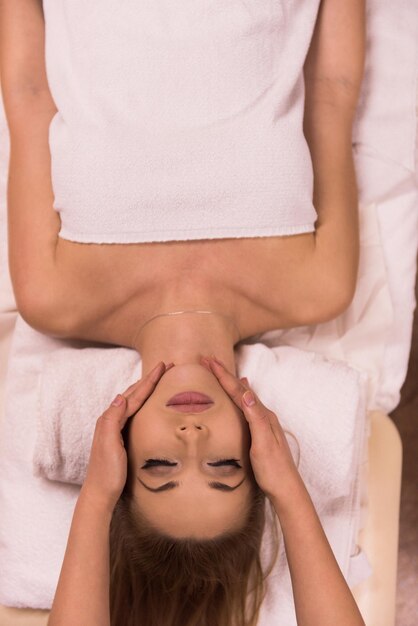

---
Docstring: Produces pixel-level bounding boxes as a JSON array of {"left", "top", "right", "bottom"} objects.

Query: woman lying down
[{"left": 1, "top": 0, "right": 366, "bottom": 624}]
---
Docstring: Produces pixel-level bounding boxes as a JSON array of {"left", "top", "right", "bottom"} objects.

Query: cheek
[{"left": 221, "top": 415, "right": 250, "bottom": 448}]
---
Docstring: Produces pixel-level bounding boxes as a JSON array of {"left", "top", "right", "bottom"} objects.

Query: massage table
[{"left": 0, "top": 0, "right": 416, "bottom": 622}]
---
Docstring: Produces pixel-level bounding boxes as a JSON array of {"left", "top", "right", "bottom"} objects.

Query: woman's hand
[
  {"left": 81, "top": 360, "right": 174, "bottom": 513},
  {"left": 201, "top": 355, "right": 304, "bottom": 505}
]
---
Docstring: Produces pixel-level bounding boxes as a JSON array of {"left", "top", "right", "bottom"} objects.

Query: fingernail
[
  {"left": 150, "top": 361, "right": 165, "bottom": 381},
  {"left": 111, "top": 394, "right": 124, "bottom": 407},
  {"left": 241, "top": 377, "right": 250, "bottom": 386},
  {"left": 243, "top": 390, "right": 256, "bottom": 407},
  {"left": 200, "top": 357, "right": 212, "bottom": 371},
  {"left": 165, "top": 362, "right": 175, "bottom": 370}
]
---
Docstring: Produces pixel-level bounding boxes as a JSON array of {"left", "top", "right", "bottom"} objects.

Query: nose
[
  {"left": 178, "top": 423, "right": 205, "bottom": 431},
  {"left": 176, "top": 422, "right": 208, "bottom": 435}
]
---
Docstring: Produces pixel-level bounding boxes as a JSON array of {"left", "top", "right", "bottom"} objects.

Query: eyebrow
[{"left": 137, "top": 476, "right": 246, "bottom": 493}]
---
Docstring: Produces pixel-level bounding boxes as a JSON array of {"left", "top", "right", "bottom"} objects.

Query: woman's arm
[
  {"left": 0, "top": 0, "right": 366, "bottom": 337},
  {"left": 290, "top": 0, "right": 366, "bottom": 325},
  {"left": 302, "top": 0, "right": 366, "bottom": 309},
  {"left": 47, "top": 363, "right": 170, "bottom": 626},
  {"left": 253, "top": 0, "right": 366, "bottom": 330},
  {"left": 0, "top": 0, "right": 64, "bottom": 329},
  {"left": 303, "top": 0, "right": 366, "bottom": 113},
  {"left": 272, "top": 478, "right": 365, "bottom": 626},
  {"left": 0, "top": 0, "right": 53, "bottom": 111},
  {"left": 47, "top": 489, "right": 112, "bottom": 626}
]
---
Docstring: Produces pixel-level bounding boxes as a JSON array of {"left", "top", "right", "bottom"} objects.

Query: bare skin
[
  {"left": 128, "top": 312, "right": 253, "bottom": 537},
  {"left": 47, "top": 357, "right": 365, "bottom": 626},
  {"left": 1, "top": 0, "right": 364, "bottom": 350},
  {"left": 0, "top": 2, "right": 367, "bottom": 624},
  {"left": 0, "top": 0, "right": 365, "bottom": 537}
]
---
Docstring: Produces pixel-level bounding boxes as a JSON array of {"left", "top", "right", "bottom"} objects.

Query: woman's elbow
[
  {"left": 315, "top": 276, "right": 357, "bottom": 323},
  {"left": 297, "top": 275, "right": 357, "bottom": 326},
  {"left": 14, "top": 285, "right": 76, "bottom": 338}
]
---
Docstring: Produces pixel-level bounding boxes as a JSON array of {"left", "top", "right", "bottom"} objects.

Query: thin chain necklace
[{"left": 132, "top": 309, "right": 241, "bottom": 349}]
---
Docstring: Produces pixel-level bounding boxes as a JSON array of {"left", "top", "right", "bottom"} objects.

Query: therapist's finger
[
  {"left": 201, "top": 356, "right": 249, "bottom": 410},
  {"left": 122, "top": 361, "right": 175, "bottom": 398},
  {"left": 204, "top": 357, "right": 284, "bottom": 442},
  {"left": 123, "top": 361, "right": 175, "bottom": 418},
  {"left": 106, "top": 361, "right": 173, "bottom": 426}
]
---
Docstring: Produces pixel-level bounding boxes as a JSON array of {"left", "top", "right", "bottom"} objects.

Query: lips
[{"left": 166, "top": 391, "right": 214, "bottom": 413}]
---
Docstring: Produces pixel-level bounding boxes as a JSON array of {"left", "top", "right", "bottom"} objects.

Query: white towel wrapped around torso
[{"left": 42, "top": 0, "right": 320, "bottom": 243}]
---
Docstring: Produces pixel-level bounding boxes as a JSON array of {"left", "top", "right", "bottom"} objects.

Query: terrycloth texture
[
  {"left": 42, "top": 0, "right": 320, "bottom": 243},
  {"left": 0, "top": 322, "right": 81, "bottom": 609},
  {"left": 33, "top": 346, "right": 140, "bottom": 485},
  {"left": 0, "top": 316, "right": 371, "bottom": 617}
]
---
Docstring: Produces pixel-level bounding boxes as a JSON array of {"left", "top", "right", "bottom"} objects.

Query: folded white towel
[
  {"left": 33, "top": 345, "right": 140, "bottom": 485},
  {"left": 0, "top": 316, "right": 371, "bottom": 618}
]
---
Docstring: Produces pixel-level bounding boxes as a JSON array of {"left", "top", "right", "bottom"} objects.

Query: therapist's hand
[
  {"left": 81, "top": 360, "right": 174, "bottom": 513},
  {"left": 201, "top": 355, "right": 303, "bottom": 505}
]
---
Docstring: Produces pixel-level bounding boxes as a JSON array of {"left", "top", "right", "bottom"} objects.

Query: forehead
[{"left": 133, "top": 482, "right": 252, "bottom": 537}]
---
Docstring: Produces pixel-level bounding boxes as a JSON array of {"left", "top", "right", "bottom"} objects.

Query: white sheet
[{"left": 0, "top": 0, "right": 417, "bottom": 616}]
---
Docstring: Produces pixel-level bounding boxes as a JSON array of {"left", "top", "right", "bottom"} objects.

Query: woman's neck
[{"left": 133, "top": 309, "right": 239, "bottom": 375}]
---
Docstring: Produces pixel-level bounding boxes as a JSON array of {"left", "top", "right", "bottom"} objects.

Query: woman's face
[{"left": 127, "top": 363, "right": 253, "bottom": 539}]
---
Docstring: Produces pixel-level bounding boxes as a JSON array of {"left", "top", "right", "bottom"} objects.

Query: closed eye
[{"left": 138, "top": 459, "right": 245, "bottom": 492}]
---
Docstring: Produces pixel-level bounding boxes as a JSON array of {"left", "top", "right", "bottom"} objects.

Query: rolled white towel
[{"left": 33, "top": 345, "right": 140, "bottom": 485}]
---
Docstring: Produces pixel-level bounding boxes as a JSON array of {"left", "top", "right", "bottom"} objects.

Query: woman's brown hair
[
  {"left": 109, "top": 478, "right": 280, "bottom": 626},
  {"left": 108, "top": 404, "right": 283, "bottom": 626}
]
